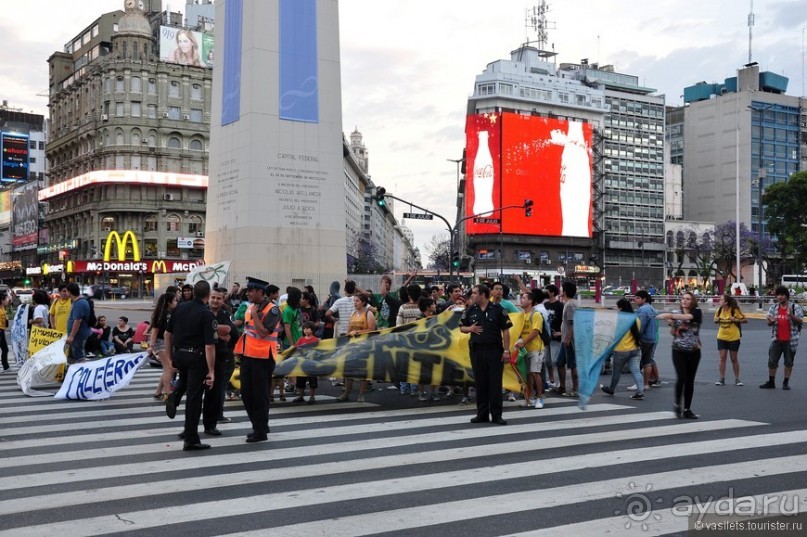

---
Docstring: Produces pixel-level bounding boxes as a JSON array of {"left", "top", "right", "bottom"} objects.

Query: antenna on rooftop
[
  {"left": 525, "top": 1, "right": 555, "bottom": 50},
  {"left": 747, "top": 0, "right": 755, "bottom": 64}
]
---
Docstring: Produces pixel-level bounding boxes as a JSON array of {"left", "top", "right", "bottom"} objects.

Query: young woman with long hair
[
  {"left": 714, "top": 294, "right": 747, "bottom": 386},
  {"left": 657, "top": 292, "right": 703, "bottom": 419},
  {"left": 149, "top": 291, "right": 179, "bottom": 399}
]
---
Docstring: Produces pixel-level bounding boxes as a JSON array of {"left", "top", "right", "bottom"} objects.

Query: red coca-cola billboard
[{"left": 464, "top": 112, "right": 593, "bottom": 238}]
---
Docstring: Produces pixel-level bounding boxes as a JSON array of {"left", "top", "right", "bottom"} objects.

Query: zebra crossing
[{"left": 1, "top": 367, "right": 806, "bottom": 536}]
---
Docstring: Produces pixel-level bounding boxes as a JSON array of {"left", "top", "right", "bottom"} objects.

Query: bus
[{"left": 781, "top": 275, "right": 807, "bottom": 288}]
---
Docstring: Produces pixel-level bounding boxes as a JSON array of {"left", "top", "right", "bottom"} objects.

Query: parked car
[{"left": 105, "top": 287, "right": 129, "bottom": 299}]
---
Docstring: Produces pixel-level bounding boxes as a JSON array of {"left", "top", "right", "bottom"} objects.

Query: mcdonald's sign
[
  {"left": 152, "top": 260, "right": 168, "bottom": 273},
  {"left": 104, "top": 231, "right": 141, "bottom": 262}
]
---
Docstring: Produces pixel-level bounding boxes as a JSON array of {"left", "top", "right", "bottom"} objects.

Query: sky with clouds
[{"left": 1, "top": 0, "right": 805, "bottom": 259}]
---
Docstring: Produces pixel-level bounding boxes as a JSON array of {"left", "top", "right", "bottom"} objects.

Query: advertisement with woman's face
[{"left": 159, "top": 26, "right": 212, "bottom": 68}]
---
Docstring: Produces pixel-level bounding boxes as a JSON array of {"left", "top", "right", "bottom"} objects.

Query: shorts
[
  {"left": 639, "top": 341, "right": 657, "bottom": 368},
  {"left": 556, "top": 343, "right": 576, "bottom": 369},
  {"left": 768, "top": 340, "right": 795, "bottom": 369},
  {"left": 295, "top": 376, "right": 319, "bottom": 389},
  {"left": 716, "top": 339, "right": 741, "bottom": 352},
  {"left": 526, "top": 350, "right": 544, "bottom": 373}
]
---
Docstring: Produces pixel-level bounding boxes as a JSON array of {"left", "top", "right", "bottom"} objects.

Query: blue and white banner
[
  {"left": 573, "top": 308, "right": 637, "bottom": 409},
  {"left": 10, "top": 304, "right": 29, "bottom": 367},
  {"left": 16, "top": 336, "right": 67, "bottom": 397},
  {"left": 279, "top": 0, "right": 319, "bottom": 123},
  {"left": 55, "top": 353, "right": 148, "bottom": 401}
]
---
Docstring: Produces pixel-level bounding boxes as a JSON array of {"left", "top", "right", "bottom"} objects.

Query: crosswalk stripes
[{"left": 2, "top": 367, "right": 806, "bottom": 536}]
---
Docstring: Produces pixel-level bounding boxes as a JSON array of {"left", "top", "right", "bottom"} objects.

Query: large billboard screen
[
  {"left": 2, "top": 132, "right": 30, "bottom": 183},
  {"left": 464, "top": 112, "right": 593, "bottom": 238},
  {"left": 11, "top": 182, "right": 39, "bottom": 250},
  {"left": 159, "top": 26, "right": 214, "bottom": 68}
]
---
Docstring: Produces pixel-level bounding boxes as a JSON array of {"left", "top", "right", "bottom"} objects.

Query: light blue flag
[{"left": 573, "top": 308, "right": 638, "bottom": 409}]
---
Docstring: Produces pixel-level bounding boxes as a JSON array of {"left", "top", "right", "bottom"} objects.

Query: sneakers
[
  {"left": 507, "top": 392, "right": 517, "bottom": 402},
  {"left": 630, "top": 393, "right": 644, "bottom": 400},
  {"left": 357, "top": 394, "right": 366, "bottom": 403},
  {"left": 783, "top": 384, "right": 791, "bottom": 391},
  {"left": 649, "top": 379, "right": 663, "bottom": 387},
  {"left": 759, "top": 381, "right": 776, "bottom": 389},
  {"left": 418, "top": 392, "right": 428, "bottom": 402},
  {"left": 735, "top": 379, "right": 744, "bottom": 386},
  {"left": 459, "top": 396, "right": 471, "bottom": 405},
  {"left": 601, "top": 385, "right": 614, "bottom": 396},
  {"left": 429, "top": 394, "right": 441, "bottom": 402},
  {"left": 715, "top": 378, "right": 725, "bottom": 386},
  {"left": 627, "top": 384, "right": 638, "bottom": 391},
  {"left": 336, "top": 392, "right": 349, "bottom": 402},
  {"left": 535, "top": 398, "right": 544, "bottom": 409}
]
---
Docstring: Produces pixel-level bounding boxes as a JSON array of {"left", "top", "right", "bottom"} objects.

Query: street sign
[
  {"left": 557, "top": 266, "right": 565, "bottom": 274},
  {"left": 473, "top": 217, "right": 501, "bottom": 225},
  {"left": 403, "top": 212, "right": 434, "bottom": 220}
]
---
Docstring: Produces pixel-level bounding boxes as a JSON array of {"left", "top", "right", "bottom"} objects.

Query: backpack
[
  {"left": 531, "top": 311, "right": 552, "bottom": 347},
  {"left": 84, "top": 297, "right": 98, "bottom": 328}
]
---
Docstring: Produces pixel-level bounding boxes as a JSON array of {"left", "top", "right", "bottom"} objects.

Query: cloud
[{"left": 768, "top": 1, "right": 807, "bottom": 30}]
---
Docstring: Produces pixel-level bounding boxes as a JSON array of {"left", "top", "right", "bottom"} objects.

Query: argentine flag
[{"left": 573, "top": 308, "right": 638, "bottom": 409}]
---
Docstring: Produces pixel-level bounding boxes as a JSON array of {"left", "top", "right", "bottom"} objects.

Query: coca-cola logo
[{"left": 474, "top": 164, "right": 493, "bottom": 179}]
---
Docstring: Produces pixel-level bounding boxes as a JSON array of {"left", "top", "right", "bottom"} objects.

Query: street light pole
[{"left": 756, "top": 171, "right": 764, "bottom": 309}]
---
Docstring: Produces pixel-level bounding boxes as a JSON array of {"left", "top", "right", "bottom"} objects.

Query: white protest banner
[
  {"left": 16, "top": 336, "right": 68, "bottom": 397},
  {"left": 185, "top": 260, "right": 231, "bottom": 287},
  {"left": 55, "top": 352, "right": 148, "bottom": 401},
  {"left": 10, "top": 304, "right": 29, "bottom": 366}
]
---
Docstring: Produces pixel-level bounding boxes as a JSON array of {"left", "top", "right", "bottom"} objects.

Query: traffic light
[
  {"left": 375, "top": 187, "right": 387, "bottom": 208},
  {"left": 451, "top": 251, "right": 460, "bottom": 268},
  {"left": 23, "top": 277, "right": 31, "bottom": 286},
  {"left": 524, "top": 198, "right": 534, "bottom": 217}
]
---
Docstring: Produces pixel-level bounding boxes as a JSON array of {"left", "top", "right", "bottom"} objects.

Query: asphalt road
[{"left": 2, "top": 300, "right": 803, "bottom": 536}]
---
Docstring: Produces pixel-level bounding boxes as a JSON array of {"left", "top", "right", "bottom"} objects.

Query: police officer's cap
[{"left": 246, "top": 276, "right": 270, "bottom": 293}]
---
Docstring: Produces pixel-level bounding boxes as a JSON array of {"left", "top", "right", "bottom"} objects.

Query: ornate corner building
[{"left": 40, "top": 1, "right": 211, "bottom": 293}]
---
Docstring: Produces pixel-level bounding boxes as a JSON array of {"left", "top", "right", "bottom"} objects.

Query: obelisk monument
[{"left": 206, "top": 0, "right": 346, "bottom": 292}]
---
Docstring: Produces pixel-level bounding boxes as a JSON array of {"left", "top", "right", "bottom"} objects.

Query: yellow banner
[
  {"left": 28, "top": 326, "right": 66, "bottom": 356},
  {"left": 274, "top": 309, "right": 528, "bottom": 392}
]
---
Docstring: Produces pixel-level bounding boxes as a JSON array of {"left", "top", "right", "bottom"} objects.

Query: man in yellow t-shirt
[
  {"left": 49, "top": 285, "right": 72, "bottom": 334},
  {"left": 514, "top": 289, "right": 545, "bottom": 408}
]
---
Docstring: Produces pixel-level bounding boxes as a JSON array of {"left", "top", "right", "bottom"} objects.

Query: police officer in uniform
[
  {"left": 164, "top": 280, "right": 217, "bottom": 451},
  {"left": 460, "top": 283, "right": 512, "bottom": 425},
  {"left": 236, "top": 278, "right": 281, "bottom": 443},
  {"left": 202, "top": 286, "right": 240, "bottom": 435}
]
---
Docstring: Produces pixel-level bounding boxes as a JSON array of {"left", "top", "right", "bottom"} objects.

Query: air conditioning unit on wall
[
  {"left": 164, "top": 193, "right": 174, "bottom": 201},
  {"left": 195, "top": 231, "right": 204, "bottom": 238}
]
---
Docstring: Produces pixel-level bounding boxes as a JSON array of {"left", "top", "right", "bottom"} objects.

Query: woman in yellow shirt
[
  {"left": 602, "top": 298, "right": 645, "bottom": 400},
  {"left": 713, "top": 294, "right": 747, "bottom": 386}
]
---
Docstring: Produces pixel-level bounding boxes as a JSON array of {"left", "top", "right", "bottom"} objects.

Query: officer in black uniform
[
  {"left": 202, "top": 286, "right": 239, "bottom": 435},
  {"left": 460, "top": 283, "right": 512, "bottom": 425},
  {"left": 164, "top": 280, "right": 217, "bottom": 451}
]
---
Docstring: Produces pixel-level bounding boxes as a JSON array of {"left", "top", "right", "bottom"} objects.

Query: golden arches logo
[
  {"left": 66, "top": 260, "right": 75, "bottom": 273},
  {"left": 103, "top": 231, "right": 141, "bottom": 262},
  {"left": 152, "top": 260, "right": 168, "bottom": 273}
]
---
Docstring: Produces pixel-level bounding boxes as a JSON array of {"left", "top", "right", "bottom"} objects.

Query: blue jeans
[
  {"left": 69, "top": 336, "right": 88, "bottom": 364},
  {"left": 609, "top": 350, "right": 643, "bottom": 395},
  {"left": 100, "top": 340, "right": 115, "bottom": 356}
]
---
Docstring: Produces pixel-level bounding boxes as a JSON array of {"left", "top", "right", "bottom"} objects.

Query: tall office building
[
  {"left": 682, "top": 63, "right": 806, "bottom": 283},
  {"left": 464, "top": 44, "right": 665, "bottom": 285}
]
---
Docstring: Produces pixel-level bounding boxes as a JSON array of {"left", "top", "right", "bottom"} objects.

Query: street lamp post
[{"left": 755, "top": 171, "right": 765, "bottom": 309}]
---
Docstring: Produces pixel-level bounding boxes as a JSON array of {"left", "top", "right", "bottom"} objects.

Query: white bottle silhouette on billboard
[
  {"left": 472, "top": 130, "right": 494, "bottom": 217},
  {"left": 550, "top": 121, "right": 591, "bottom": 237}
]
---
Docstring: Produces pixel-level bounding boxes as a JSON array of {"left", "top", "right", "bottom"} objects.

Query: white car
[{"left": 13, "top": 288, "right": 33, "bottom": 305}]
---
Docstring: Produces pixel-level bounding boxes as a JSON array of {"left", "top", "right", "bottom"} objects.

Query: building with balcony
[{"left": 40, "top": 1, "right": 211, "bottom": 293}]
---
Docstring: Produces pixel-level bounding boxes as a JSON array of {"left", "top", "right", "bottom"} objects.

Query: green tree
[{"left": 764, "top": 171, "right": 807, "bottom": 275}]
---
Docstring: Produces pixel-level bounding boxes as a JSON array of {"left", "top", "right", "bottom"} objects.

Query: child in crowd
[{"left": 293, "top": 321, "right": 319, "bottom": 404}]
